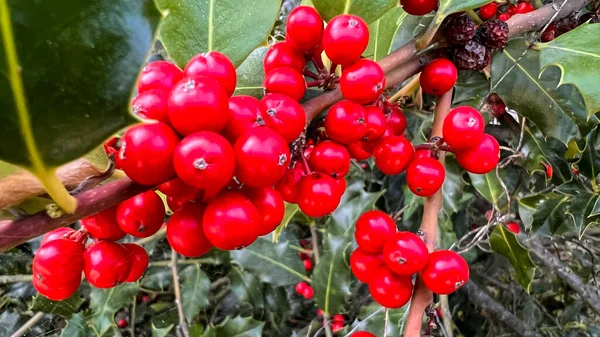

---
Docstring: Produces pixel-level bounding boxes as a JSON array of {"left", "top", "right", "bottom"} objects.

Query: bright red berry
[
  {"left": 242, "top": 186, "right": 285, "bottom": 236},
  {"left": 406, "top": 157, "right": 446, "bottom": 197},
  {"left": 479, "top": 2, "right": 498, "bottom": 20},
  {"left": 137, "top": 61, "right": 183, "bottom": 93},
  {"left": 373, "top": 136, "right": 414, "bottom": 175},
  {"left": 167, "top": 202, "right": 213, "bottom": 257},
  {"left": 350, "top": 248, "right": 385, "bottom": 283},
  {"left": 400, "top": 0, "right": 439, "bottom": 16},
  {"left": 347, "top": 141, "right": 373, "bottom": 161},
  {"left": 414, "top": 149, "right": 433, "bottom": 159},
  {"left": 119, "top": 122, "right": 179, "bottom": 186},
  {"left": 498, "top": 12, "right": 512, "bottom": 21},
  {"left": 264, "top": 42, "right": 307, "bottom": 74},
  {"left": 308, "top": 140, "right": 351, "bottom": 178},
  {"left": 264, "top": 67, "right": 307, "bottom": 101},
  {"left": 184, "top": 51, "right": 236, "bottom": 96},
  {"left": 286, "top": 6, "right": 324, "bottom": 52},
  {"left": 158, "top": 178, "right": 199, "bottom": 201},
  {"left": 117, "top": 319, "right": 128, "bottom": 329},
  {"left": 334, "top": 177, "right": 347, "bottom": 196},
  {"left": 168, "top": 77, "right": 230, "bottom": 136},
  {"left": 84, "top": 241, "right": 132, "bottom": 289},
  {"left": 81, "top": 206, "right": 126, "bottom": 241},
  {"left": 455, "top": 134, "right": 500, "bottom": 174},
  {"left": 261, "top": 93, "right": 307, "bottom": 143},
  {"left": 369, "top": 267, "right": 413, "bottom": 308},
  {"left": 117, "top": 191, "right": 165, "bottom": 238},
  {"left": 443, "top": 106, "right": 485, "bottom": 150},
  {"left": 340, "top": 59, "right": 385, "bottom": 105},
  {"left": 350, "top": 332, "right": 376, "bottom": 337},
  {"left": 33, "top": 239, "right": 84, "bottom": 300},
  {"left": 303, "top": 259, "right": 313, "bottom": 271},
  {"left": 420, "top": 59, "right": 458, "bottom": 95},
  {"left": 516, "top": 1, "right": 535, "bottom": 14},
  {"left": 296, "top": 281, "right": 309, "bottom": 295},
  {"left": 506, "top": 221, "right": 521, "bottom": 234},
  {"left": 331, "top": 323, "right": 344, "bottom": 333},
  {"left": 234, "top": 128, "right": 291, "bottom": 187},
  {"left": 387, "top": 107, "right": 407, "bottom": 136},
  {"left": 40, "top": 227, "right": 75, "bottom": 247},
  {"left": 122, "top": 243, "right": 149, "bottom": 282},
  {"left": 506, "top": 4, "right": 518, "bottom": 15},
  {"left": 303, "top": 285, "right": 314, "bottom": 299},
  {"left": 332, "top": 314, "right": 345, "bottom": 324},
  {"left": 325, "top": 100, "right": 368, "bottom": 144},
  {"left": 421, "top": 250, "right": 469, "bottom": 295},
  {"left": 166, "top": 195, "right": 187, "bottom": 212},
  {"left": 382, "top": 231, "right": 429, "bottom": 275},
  {"left": 298, "top": 173, "right": 342, "bottom": 218},
  {"left": 542, "top": 162, "right": 553, "bottom": 179},
  {"left": 355, "top": 210, "right": 397, "bottom": 253},
  {"left": 323, "top": 14, "right": 369, "bottom": 66},
  {"left": 131, "top": 90, "right": 170, "bottom": 125},
  {"left": 224, "top": 95, "right": 268, "bottom": 142},
  {"left": 364, "top": 106, "right": 387, "bottom": 141},
  {"left": 275, "top": 164, "right": 306, "bottom": 203}
]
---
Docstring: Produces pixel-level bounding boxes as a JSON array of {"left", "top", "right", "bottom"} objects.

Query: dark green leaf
[
  {"left": 235, "top": 47, "right": 268, "bottom": 98},
  {"left": 329, "top": 181, "right": 387, "bottom": 236},
  {"left": 391, "top": 15, "right": 433, "bottom": 51},
  {"left": 564, "top": 193, "right": 600, "bottom": 238},
  {"left": 519, "top": 193, "right": 569, "bottom": 234},
  {"left": 61, "top": 313, "right": 98, "bottom": 337},
  {"left": 351, "top": 302, "right": 408, "bottom": 335},
  {"left": 156, "top": 0, "right": 281, "bottom": 67},
  {"left": 152, "top": 324, "right": 174, "bottom": 337},
  {"left": 468, "top": 171, "right": 503, "bottom": 206},
  {"left": 453, "top": 71, "right": 489, "bottom": 108},
  {"left": 312, "top": 0, "right": 397, "bottom": 24},
  {"left": 363, "top": 7, "right": 409, "bottom": 61},
  {"left": 577, "top": 126, "right": 600, "bottom": 185},
  {"left": 273, "top": 202, "right": 301, "bottom": 243},
  {"left": 202, "top": 316, "right": 264, "bottom": 337},
  {"left": 89, "top": 283, "right": 139, "bottom": 336},
  {"left": 443, "top": 156, "right": 471, "bottom": 215},
  {"left": 141, "top": 267, "right": 172, "bottom": 291},
  {"left": 30, "top": 293, "right": 83, "bottom": 318},
  {"left": 228, "top": 267, "right": 265, "bottom": 312},
  {"left": 489, "top": 225, "right": 537, "bottom": 291},
  {"left": 180, "top": 264, "right": 211, "bottom": 322},
  {"left": 520, "top": 124, "right": 571, "bottom": 184}
]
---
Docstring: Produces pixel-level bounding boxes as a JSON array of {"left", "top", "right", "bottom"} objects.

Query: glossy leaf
[
  {"left": 156, "top": 0, "right": 281, "bottom": 67},
  {"left": 363, "top": 7, "right": 409, "bottom": 61},
  {"left": 152, "top": 324, "right": 174, "bottom": 337},
  {"left": 577, "top": 126, "right": 600, "bottom": 186},
  {"left": 61, "top": 313, "right": 98, "bottom": 337},
  {"left": 453, "top": 71, "right": 489, "bottom": 108},
  {"left": 519, "top": 193, "right": 569, "bottom": 234},
  {"left": 468, "top": 171, "right": 503, "bottom": 206},
  {"left": 0, "top": 311, "right": 19, "bottom": 336},
  {"left": 351, "top": 302, "right": 408, "bottom": 335},
  {"left": 202, "top": 316, "right": 265, "bottom": 337},
  {"left": 562, "top": 192, "right": 600, "bottom": 238},
  {"left": 489, "top": 225, "right": 536, "bottom": 292},
  {"left": 89, "top": 283, "right": 140, "bottom": 336},
  {"left": 312, "top": 0, "right": 397, "bottom": 24},
  {"left": 520, "top": 124, "right": 571, "bottom": 185},
  {"left": 228, "top": 267, "right": 265, "bottom": 312},
  {"left": 234, "top": 47, "right": 268, "bottom": 98},
  {"left": 273, "top": 202, "right": 301, "bottom": 243},
  {"left": 30, "top": 293, "right": 83, "bottom": 318},
  {"left": 180, "top": 264, "right": 211, "bottom": 322}
]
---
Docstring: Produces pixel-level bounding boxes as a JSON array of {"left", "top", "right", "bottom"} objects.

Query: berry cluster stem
[{"left": 171, "top": 249, "right": 191, "bottom": 337}]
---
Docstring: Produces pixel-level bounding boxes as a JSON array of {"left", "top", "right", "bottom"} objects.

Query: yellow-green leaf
[{"left": 312, "top": 0, "right": 397, "bottom": 24}]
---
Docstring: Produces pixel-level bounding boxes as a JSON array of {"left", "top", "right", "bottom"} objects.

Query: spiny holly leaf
[
  {"left": 519, "top": 193, "right": 569, "bottom": 234},
  {"left": 329, "top": 180, "right": 387, "bottom": 236},
  {"left": 273, "top": 202, "right": 301, "bottom": 243},
  {"left": 351, "top": 302, "right": 408, "bottom": 335},
  {"left": 235, "top": 47, "right": 268, "bottom": 98},
  {"left": 577, "top": 126, "right": 600, "bottom": 187},
  {"left": 520, "top": 124, "right": 571, "bottom": 185},
  {"left": 202, "top": 316, "right": 264, "bottom": 337},
  {"left": 30, "top": 293, "right": 83, "bottom": 318},
  {"left": 156, "top": 0, "right": 281, "bottom": 68},
  {"left": 489, "top": 225, "right": 536, "bottom": 292},
  {"left": 228, "top": 267, "right": 265, "bottom": 312},
  {"left": 180, "top": 264, "right": 211, "bottom": 322},
  {"left": 152, "top": 324, "right": 174, "bottom": 337},
  {"left": 538, "top": 23, "right": 600, "bottom": 119},
  {"left": 89, "top": 283, "right": 139, "bottom": 336},
  {"left": 230, "top": 236, "right": 309, "bottom": 286},
  {"left": 468, "top": 171, "right": 503, "bottom": 206},
  {"left": 61, "top": 313, "right": 99, "bottom": 337},
  {"left": 564, "top": 193, "right": 600, "bottom": 238},
  {"left": 312, "top": 0, "right": 397, "bottom": 24},
  {"left": 363, "top": 7, "right": 409, "bottom": 61}
]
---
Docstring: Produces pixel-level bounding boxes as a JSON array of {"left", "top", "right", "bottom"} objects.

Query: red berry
[
  {"left": 117, "top": 191, "right": 166, "bottom": 238},
  {"left": 184, "top": 51, "right": 237, "bottom": 97},
  {"left": 40, "top": 227, "right": 75, "bottom": 247},
  {"left": 242, "top": 186, "right": 285, "bottom": 236},
  {"left": 355, "top": 210, "right": 397, "bottom": 253},
  {"left": 158, "top": 178, "right": 199, "bottom": 201},
  {"left": 296, "top": 281, "right": 309, "bottom": 295},
  {"left": 516, "top": 1, "right": 535, "bottom": 13},
  {"left": 264, "top": 42, "right": 307, "bottom": 74},
  {"left": 167, "top": 202, "right": 213, "bottom": 257},
  {"left": 488, "top": 93, "right": 507, "bottom": 118},
  {"left": 323, "top": 14, "right": 369, "bottom": 66},
  {"left": 420, "top": 59, "right": 458, "bottom": 95},
  {"left": 84, "top": 241, "right": 132, "bottom": 289},
  {"left": 369, "top": 267, "right": 413, "bottom": 308},
  {"left": 506, "top": 4, "right": 518, "bottom": 15},
  {"left": 303, "top": 259, "right": 313, "bottom": 271},
  {"left": 264, "top": 67, "right": 307, "bottom": 101},
  {"left": 261, "top": 93, "right": 307, "bottom": 143},
  {"left": 117, "top": 319, "right": 128, "bottom": 329},
  {"left": 33, "top": 239, "right": 84, "bottom": 300},
  {"left": 421, "top": 250, "right": 469, "bottom": 295},
  {"left": 234, "top": 128, "right": 291, "bottom": 187},
  {"left": 331, "top": 323, "right": 344, "bottom": 333},
  {"left": 382, "top": 231, "right": 429, "bottom": 275},
  {"left": 347, "top": 141, "right": 373, "bottom": 161},
  {"left": 303, "top": 285, "right": 314, "bottom": 299},
  {"left": 317, "top": 309, "right": 324, "bottom": 316},
  {"left": 414, "top": 149, "right": 433, "bottom": 159},
  {"left": 542, "top": 162, "right": 553, "bottom": 179},
  {"left": 286, "top": 6, "right": 324, "bottom": 52},
  {"left": 137, "top": 61, "right": 183, "bottom": 93},
  {"left": 406, "top": 157, "right": 446, "bottom": 197},
  {"left": 224, "top": 95, "right": 268, "bottom": 142},
  {"left": 340, "top": 59, "right": 385, "bottom": 105},
  {"left": 364, "top": 106, "right": 387, "bottom": 141},
  {"left": 387, "top": 107, "right": 407, "bottom": 136},
  {"left": 350, "top": 248, "right": 385, "bottom": 283},
  {"left": 332, "top": 314, "right": 345, "bottom": 324},
  {"left": 443, "top": 106, "right": 485, "bottom": 150},
  {"left": 174, "top": 131, "right": 235, "bottom": 190},
  {"left": 81, "top": 206, "right": 126, "bottom": 241},
  {"left": 455, "top": 134, "right": 500, "bottom": 174},
  {"left": 541, "top": 27, "right": 556, "bottom": 42},
  {"left": 506, "top": 221, "right": 521, "bottom": 234},
  {"left": 168, "top": 77, "right": 230, "bottom": 136},
  {"left": 122, "top": 243, "right": 149, "bottom": 282},
  {"left": 298, "top": 173, "right": 342, "bottom": 217},
  {"left": 131, "top": 90, "right": 170, "bottom": 125},
  {"left": 498, "top": 13, "right": 512, "bottom": 21},
  {"left": 203, "top": 191, "right": 262, "bottom": 250},
  {"left": 400, "top": 0, "right": 439, "bottom": 16},
  {"left": 119, "top": 123, "right": 179, "bottom": 186},
  {"left": 334, "top": 177, "right": 347, "bottom": 196},
  {"left": 350, "top": 333, "right": 376, "bottom": 337},
  {"left": 308, "top": 140, "right": 351, "bottom": 178},
  {"left": 275, "top": 164, "right": 306, "bottom": 203},
  {"left": 373, "top": 136, "right": 414, "bottom": 175},
  {"left": 325, "top": 100, "right": 368, "bottom": 144},
  {"left": 479, "top": 2, "right": 498, "bottom": 20},
  {"left": 166, "top": 195, "right": 187, "bottom": 212}
]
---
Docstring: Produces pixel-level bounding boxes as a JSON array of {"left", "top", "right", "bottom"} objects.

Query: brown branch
[
  {"left": 171, "top": 249, "right": 190, "bottom": 337},
  {"left": 506, "top": 0, "right": 588, "bottom": 38}
]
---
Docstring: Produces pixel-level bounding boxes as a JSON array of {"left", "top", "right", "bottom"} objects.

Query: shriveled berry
[
  {"left": 421, "top": 250, "right": 469, "bottom": 295},
  {"left": 479, "top": 2, "right": 498, "bottom": 20},
  {"left": 84, "top": 241, "right": 132, "bottom": 289},
  {"left": 242, "top": 186, "right": 285, "bottom": 236},
  {"left": 275, "top": 164, "right": 306, "bottom": 203},
  {"left": 340, "top": 59, "right": 385, "bottom": 105},
  {"left": 286, "top": 6, "right": 324, "bottom": 52},
  {"left": 355, "top": 210, "right": 397, "bottom": 253},
  {"left": 451, "top": 40, "right": 488, "bottom": 70},
  {"left": 167, "top": 202, "right": 213, "bottom": 257},
  {"left": 350, "top": 248, "right": 385, "bottom": 283},
  {"left": 264, "top": 67, "right": 307, "bottom": 101},
  {"left": 261, "top": 93, "right": 307, "bottom": 143},
  {"left": 117, "top": 191, "right": 166, "bottom": 238},
  {"left": 122, "top": 243, "right": 149, "bottom": 282},
  {"left": 308, "top": 140, "right": 351, "bottom": 178},
  {"left": 444, "top": 15, "right": 477, "bottom": 45},
  {"left": 382, "top": 231, "right": 429, "bottom": 275},
  {"left": 420, "top": 59, "right": 458, "bottom": 96},
  {"left": 184, "top": 51, "right": 237, "bottom": 96},
  {"left": 455, "top": 134, "right": 500, "bottom": 174},
  {"left": 81, "top": 206, "right": 126, "bottom": 241},
  {"left": 369, "top": 267, "right": 413, "bottom": 308},
  {"left": 373, "top": 136, "right": 414, "bottom": 175},
  {"left": 325, "top": 100, "right": 368, "bottom": 144},
  {"left": 406, "top": 157, "right": 446, "bottom": 197},
  {"left": 443, "top": 106, "right": 485, "bottom": 150},
  {"left": 264, "top": 42, "right": 306, "bottom": 74},
  {"left": 400, "top": 0, "right": 438, "bottom": 16},
  {"left": 224, "top": 95, "right": 268, "bottom": 142},
  {"left": 137, "top": 61, "right": 183, "bottom": 93},
  {"left": 476, "top": 19, "right": 509, "bottom": 50},
  {"left": 297, "top": 173, "right": 342, "bottom": 218},
  {"left": 323, "top": 14, "right": 369, "bottom": 66},
  {"left": 132, "top": 90, "right": 170, "bottom": 124}
]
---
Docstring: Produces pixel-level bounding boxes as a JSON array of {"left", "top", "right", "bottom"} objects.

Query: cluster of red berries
[
  {"left": 294, "top": 240, "right": 316, "bottom": 299},
  {"left": 315, "top": 310, "right": 347, "bottom": 333},
  {"left": 479, "top": 1, "right": 535, "bottom": 22},
  {"left": 350, "top": 211, "right": 469, "bottom": 308}
]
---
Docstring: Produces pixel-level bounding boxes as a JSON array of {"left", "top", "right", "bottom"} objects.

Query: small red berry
[
  {"left": 40, "top": 227, "right": 75, "bottom": 247},
  {"left": 117, "top": 319, "right": 128, "bottom": 329},
  {"left": 542, "top": 162, "right": 553, "bottom": 179},
  {"left": 373, "top": 136, "right": 414, "bottom": 175},
  {"left": 303, "top": 259, "right": 314, "bottom": 271},
  {"left": 355, "top": 210, "right": 397, "bottom": 253},
  {"left": 158, "top": 178, "right": 199, "bottom": 201},
  {"left": 414, "top": 149, "right": 433, "bottom": 159},
  {"left": 386, "top": 107, "right": 407, "bottom": 136},
  {"left": 506, "top": 4, "right": 518, "bottom": 15},
  {"left": 340, "top": 59, "right": 385, "bottom": 105},
  {"left": 275, "top": 164, "right": 306, "bottom": 203},
  {"left": 364, "top": 106, "right": 387, "bottom": 141},
  {"left": 309, "top": 140, "right": 351, "bottom": 178},
  {"left": 382, "top": 231, "right": 429, "bottom": 275},
  {"left": 167, "top": 202, "right": 213, "bottom": 257},
  {"left": 331, "top": 323, "right": 344, "bottom": 333},
  {"left": 541, "top": 26, "right": 556, "bottom": 42},
  {"left": 261, "top": 93, "right": 307, "bottom": 143},
  {"left": 84, "top": 241, "right": 132, "bottom": 289},
  {"left": 264, "top": 67, "right": 307, "bottom": 101},
  {"left": 350, "top": 333, "right": 376, "bottom": 337},
  {"left": 33, "top": 239, "right": 84, "bottom": 300},
  {"left": 242, "top": 186, "right": 285, "bottom": 236},
  {"left": 264, "top": 42, "right": 307, "bottom": 74},
  {"left": 332, "top": 314, "right": 345, "bottom": 324},
  {"left": 122, "top": 243, "right": 149, "bottom": 282},
  {"left": 297, "top": 173, "right": 342, "bottom": 218},
  {"left": 131, "top": 90, "right": 170, "bottom": 125},
  {"left": 296, "top": 281, "right": 309, "bottom": 295},
  {"left": 420, "top": 59, "right": 458, "bottom": 96},
  {"left": 184, "top": 51, "right": 237, "bottom": 96},
  {"left": 442, "top": 106, "right": 485, "bottom": 150},
  {"left": 400, "top": 0, "right": 439, "bottom": 16},
  {"left": 406, "top": 157, "right": 446, "bottom": 197},
  {"left": 516, "top": 2, "right": 535, "bottom": 14},
  {"left": 286, "top": 6, "right": 324, "bottom": 52},
  {"left": 350, "top": 248, "right": 385, "bottom": 283},
  {"left": 325, "top": 100, "right": 368, "bottom": 144},
  {"left": 347, "top": 141, "right": 373, "bottom": 161},
  {"left": 455, "top": 134, "right": 500, "bottom": 174},
  {"left": 479, "top": 2, "right": 498, "bottom": 20},
  {"left": 323, "top": 14, "right": 369, "bottom": 66},
  {"left": 488, "top": 93, "right": 507, "bottom": 118},
  {"left": 505, "top": 221, "right": 521, "bottom": 234},
  {"left": 421, "top": 250, "right": 469, "bottom": 295},
  {"left": 81, "top": 206, "right": 126, "bottom": 241},
  {"left": 117, "top": 191, "right": 166, "bottom": 238},
  {"left": 137, "top": 61, "right": 183, "bottom": 93},
  {"left": 317, "top": 309, "right": 324, "bottom": 316},
  {"left": 369, "top": 267, "right": 413, "bottom": 308},
  {"left": 497, "top": 12, "right": 512, "bottom": 21},
  {"left": 303, "top": 285, "right": 314, "bottom": 299},
  {"left": 224, "top": 95, "right": 268, "bottom": 142}
]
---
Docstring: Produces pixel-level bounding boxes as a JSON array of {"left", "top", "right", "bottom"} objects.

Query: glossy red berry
[
  {"left": 334, "top": 177, "right": 347, "bottom": 196},
  {"left": 443, "top": 106, "right": 485, "bottom": 150},
  {"left": 420, "top": 59, "right": 458, "bottom": 95},
  {"left": 119, "top": 122, "right": 179, "bottom": 186},
  {"left": 350, "top": 248, "right": 385, "bottom": 283},
  {"left": 296, "top": 281, "right": 309, "bottom": 295},
  {"left": 323, "top": 14, "right": 369, "bottom": 66},
  {"left": 406, "top": 158, "right": 446, "bottom": 197},
  {"left": 174, "top": 131, "right": 235, "bottom": 190},
  {"left": 340, "top": 59, "right": 385, "bottom": 105},
  {"left": 264, "top": 42, "right": 307, "bottom": 74},
  {"left": 137, "top": 61, "right": 183, "bottom": 93},
  {"left": 387, "top": 107, "right": 407, "bottom": 136},
  {"left": 373, "top": 136, "right": 414, "bottom": 175},
  {"left": 167, "top": 195, "right": 187, "bottom": 212},
  {"left": 224, "top": 95, "right": 268, "bottom": 142},
  {"left": 40, "top": 227, "right": 75, "bottom": 247},
  {"left": 303, "top": 285, "right": 314, "bottom": 299},
  {"left": 303, "top": 259, "right": 314, "bottom": 271},
  {"left": 355, "top": 210, "right": 397, "bottom": 253},
  {"left": 158, "top": 178, "right": 199, "bottom": 201},
  {"left": 117, "top": 319, "right": 128, "bottom": 329},
  {"left": 131, "top": 90, "right": 170, "bottom": 124},
  {"left": 331, "top": 323, "right": 344, "bottom": 333},
  {"left": 242, "top": 186, "right": 285, "bottom": 236},
  {"left": 117, "top": 191, "right": 165, "bottom": 238},
  {"left": 497, "top": 12, "right": 512, "bottom": 21},
  {"left": 350, "top": 332, "right": 376, "bottom": 337},
  {"left": 167, "top": 202, "right": 213, "bottom": 257},
  {"left": 298, "top": 173, "right": 342, "bottom": 217},
  {"left": 234, "top": 128, "right": 291, "bottom": 187},
  {"left": 203, "top": 191, "right": 262, "bottom": 250},
  {"left": 261, "top": 93, "right": 307, "bottom": 143},
  {"left": 479, "top": 2, "right": 498, "bottom": 20},
  {"left": 122, "top": 243, "right": 149, "bottom": 282},
  {"left": 382, "top": 231, "right": 429, "bottom": 275},
  {"left": 286, "top": 6, "right": 324, "bottom": 52},
  {"left": 264, "top": 67, "right": 307, "bottom": 101},
  {"left": 84, "top": 241, "right": 132, "bottom": 289},
  {"left": 81, "top": 206, "right": 126, "bottom": 241},
  {"left": 542, "top": 162, "right": 553, "bottom": 179},
  {"left": 369, "top": 267, "right": 413, "bottom": 308},
  {"left": 516, "top": 2, "right": 535, "bottom": 14},
  {"left": 184, "top": 51, "right": 237, "bottom": 97},
  {"left": 325, "top": 100, "right": 368, "bottom": 144},
  {"left": 506, "top": 4, "right": 518, "bottom": 15},
  {"left": 400, "top": 0, "right": 439, "bottom": 16},
  {"left": 33, "top": 271, "right": 80, "bottom": 301},
  {"left": 347, "top": 141, "right": 373, "bottom": 161},
  {"left": 364, "top": 106, "right": 387, "bottom": 141},
  {"left": 168, "top": 77, "right": 230, "bottom": 136},
  {"left": 421, "top": 250, "right": 469, "bottom": 295},
  {"left": 332, "top": 314, "right": 345, "bottom": 324},
  {"left": 414, "top": 149, "right": 433, "bottom": 159},
  {"left": 455, "top": 134, "right": 500, "bottom": 174},
  {"left": 505, "top": 221, "right": 521, "bottom": 234},
  {"left": 275, "top": 164, "right": 305, "bottom": 203},
  {"left": 33, "top": 239, "right": 84, "bottom": 300},
  {"left": 308, "top": 140, "right": 351, "bottom": 178}
]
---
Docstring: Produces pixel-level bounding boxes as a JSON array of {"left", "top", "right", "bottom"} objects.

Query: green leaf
[
  {"left": 61, "top": 313, "right": 98, "bottom": 337},
  {"left": 520, "top": 124, "right": 571, "bottom": 184},
  {"left": 152, "top": 324, "right": 174, "bottom": 337},
  {"left": 202, "top": 316, "right": 265, "bottom": 337},
  {"left": 577, "top": 126, "right": 600, "bottom": 186},
  {"left": 443, "top": 156, "right": 470, "bottom": 215},
  {"left": 468, "top": 171, "right": 503, "bottom": 206},
  {"left": 156, "top": 0, "right": 281, "bottom": 67},
  {"left": 519, "top": 193, "right": 569, "bottom": 234},
  {"left": 564, "top": 193, "right": 600, "bottom": 238},
  {"left": 180, "top": 264, "right": 211, "bottom": 322},
  {"left": 273, "top": 202, "right": 301, "bottom": 243},
  {"left": 0, "top": 311, "right": 19, "bottom": 336},
  {"left": 538, "top": 23, "right": 600, "bottom": 119},
  {"left": 352, "top": 302, "right": 408, "bottom": 335},
  {"left": 227, "top": 267, "right": 265, "bottom": 312},
  {"left": 89, "top": 283, "right": 139, "bottom": 336},
  {"left": 330, "top": 181, "right": 387, "bottom": 236},
  {"left": 423, "top": 0, "right": 492, "bottom": 43},
  {"left": 453, "top": 71, "right": 489, "bottom": 108},
  {"left": 231, "top": 236, "right": 309, "bottom": 286},
  {"left": 312, "top": 0, "right": 397, "bottom": 24},
  {"left": 30, "top": 293, "right": 83, "bottom": 318},
  {"left": 234, "top": 47, "right": 268, "bottom": 98},
  {"left": 489, "top": 225, "right": 537, "bottom": 292},
  {"left": 363, "top": 7, "right": 409, "bottom": 61}
]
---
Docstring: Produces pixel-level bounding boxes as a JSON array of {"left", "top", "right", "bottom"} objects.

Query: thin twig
[
  {"left": 383, "top": 308, "right": 390, "bottom": 337},
  {"left": 129, "top": 295, "right": 136, "bottom": 337},
  {"left": 10, "top": 312, "right": 44, "bottom": 337},
  {"left": 0, "top": 274, "right": 32, "bottom": 284},
  {"left": 171, "top": 249, "right": 190, "bottom": 337},
  {"left": 343, "top": 307, "right": 384, "bottom": 337}
]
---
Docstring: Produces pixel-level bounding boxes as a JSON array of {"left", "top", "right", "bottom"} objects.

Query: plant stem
[
  {"left": 171, "top": 249, "right": 190, "bottom": 337},
  {"left": 129, "top": 296, "right": 136, "bottom": 337},
  {"left": 303, "top": 69, "right": 320, "bottom": 80},
  {"left": 149, "top": 257, "right": 217, "bottom": 268},
  {"left": 10, "top": 312, "right": 44, "bottom": 337},
  {"left": 383, "top": 308, "right": 390, "bottom": 337},
  {"left": 465, "top": 9, "right": 484, "bottom": 25},
  {"left": 323, "top": 314, "right": 334, "bottom": 337},
  {"left": 389, "top": 74, "right": 421, "bottom": 103},
  {"left": 310, "top": 223, "right": 321, "bottom": 264},
  {"left": 0, "top": 274, "right": 32, "bottom": 284}
]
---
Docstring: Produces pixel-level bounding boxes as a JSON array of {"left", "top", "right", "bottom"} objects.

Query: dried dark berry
[
  {"left": 444, "top": 15, "right": 477, "bottom": 45},
  {"left": 476, "top": 19, "right": 509, "bottom": 50},
  {"left": 579, "top": 12, "right": 599, "bottom": 25},
  {"left": 451, "top": 40, "right": 488, "bottom": 70},
  {"left": 555, "top": 13, "right": 579, "bottom": 36}
]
